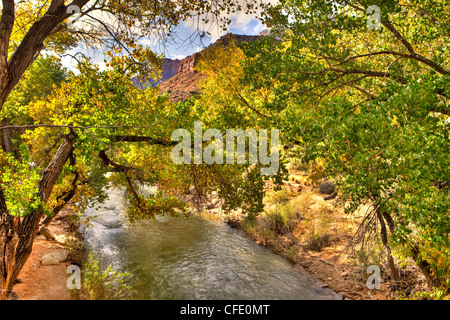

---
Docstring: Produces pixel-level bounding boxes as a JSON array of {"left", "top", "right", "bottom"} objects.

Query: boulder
[
  {"left": 40, "top": 249, "right": 68, "bottom": 266},
  {"left": 298, "top": 260, "right": 313, "bottom": 269},
  {"left": 41, "top": 255, "right": 61, "bottom": 266},
  {"left": 319, "top": 181, "right": 336, "bottom": 195},
  {"left": 324, "top": 192, "right": 338, "bottom": 201},
  {"left": 206, "top": 202, "right": 217, "bottom": 210},
  {"left": 38, "top": 226, "right": 56, "bottom": 241},
  {"left": 227, "top": 219, "right": 241, "bottom": 229}
]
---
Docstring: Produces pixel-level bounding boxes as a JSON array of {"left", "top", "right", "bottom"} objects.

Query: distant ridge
[
  {"left": 132, "top": 58, "right": 180, "bottom": 89},
  {"left": 133, "top": 31, "right": 269, "bottom": 102}
]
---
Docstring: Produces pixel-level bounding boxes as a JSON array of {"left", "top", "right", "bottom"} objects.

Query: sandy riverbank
[{"left": 13, "top": 209, "right": 82, "bottom": 300}]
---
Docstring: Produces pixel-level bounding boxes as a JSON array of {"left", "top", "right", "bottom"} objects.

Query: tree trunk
[
  {"left": 0, "top": 189, "right": 20, "bottom": 300},
  {"left": 382, "top": 209, "right": 441, "bottom": 288},
  {"left": 1, "top": 118, "right": 14, "bottom": 154},
  {"left": 377, "top": 210, "right": 400, "bottom": 282},
  {"left": 0, "top": 134, "right": 75, "bottom": 299},
  {"left": 0, "top": 0, "right": 15, "bottom": 112},
  {"left": 39, "top": 151, "right": 78, "bottom": 232},
  {"left": 0, "top": 0, "right": 90, "bottom": 114},
  {"left": 410, "top": 245, "right": 440, "bottom": 289}
]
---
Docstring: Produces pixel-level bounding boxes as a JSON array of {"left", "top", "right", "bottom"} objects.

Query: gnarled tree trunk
[
  {"left": 0, "top": 0, "right": 90, "bottom": 114},
  {"left": 0, "top": 134, "right": 75, "bottom": 299},
  {"left": 376, "top": 209, "right": 400, "bottom": 282},
  {"left": 381, "top": 209, "right": 440, "bottom": 288}
]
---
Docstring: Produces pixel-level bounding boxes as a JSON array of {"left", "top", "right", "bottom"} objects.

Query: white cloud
[
  {"left": 171, "top": 54, "right": 187, "bottom": 60},
  {"left": 139, "top": 38, "right": 154, "bottom": 46},
  {"left": 183, "top": 0, "right": 279, "bottom": 43},
  {"left": 251, "top": 20, "right": 267, "bottom": 34}
]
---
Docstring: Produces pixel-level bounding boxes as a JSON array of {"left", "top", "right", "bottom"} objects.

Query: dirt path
[{"left": 13, "top": 214, "right": 75, "bottom": 300}]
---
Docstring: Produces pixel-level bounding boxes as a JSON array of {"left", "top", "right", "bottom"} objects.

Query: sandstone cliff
[
  {"left": 134, "top": 32, "right": 268, "bottom": 102},
  {"left": 159, "top": 33, "right": 265, "bottom": 102},
  {"left": 132, "top": 58, "right": 180, "bottom": 88}
]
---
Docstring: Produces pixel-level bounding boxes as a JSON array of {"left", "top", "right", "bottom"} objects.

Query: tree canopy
[
  {"left": 0, "top": 0, "right": 267, "bottom": 299},
  {"left": 0, "top": 0, "right": 448, "bottom": 299},
  {"left": 174, "top": 0, "right": 449, "bottom": 290},
  {"left": 236, "top": 0, "right": 449, "bottom": 287}
]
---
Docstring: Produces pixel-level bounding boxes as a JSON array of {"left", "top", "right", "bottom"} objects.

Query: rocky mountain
[
  {"left": 159, "top": 33, "right": 265, "bottom": 102},
  {"left": 133, "top": 31, "right": 269, "bottom": 102},
  {"left": 132, "top": 58, "right": 180, "bottom": 88}
]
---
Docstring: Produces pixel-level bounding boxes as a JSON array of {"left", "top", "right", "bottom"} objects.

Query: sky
[
  {"left": 149, "top": 17, "right": 269, "bottom": 61},
  {"left": 62, "top": 0, "right": 278, "bottom": 70}
]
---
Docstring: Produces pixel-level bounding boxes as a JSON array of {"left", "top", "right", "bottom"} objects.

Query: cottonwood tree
[
  {"left": 0, "top": 0, "right": 265, "bottom": 299},
  {"left": 238, "top": 0, "right": 449, "bottom": 288}
]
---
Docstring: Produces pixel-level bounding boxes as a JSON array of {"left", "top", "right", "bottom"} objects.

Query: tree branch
[
  {"left": 0, "top": 124, "right": 158, "bottom": 130},
  {"left": 0, "top": 118, "right": 13, "bottom": 154},
  {"left": 382, "top": 20, "right": 449, "bottom": 75},
  {"left": 40, "top": 150, "right": 83, "bottom": 228},
  {"left": 0, "top": 0, "right": 15, "bottom": 67},
  {"left": 113, "top": 136, "right": 177, "bottom": 147},
  {"left": 99, "top": 150, "right": 132, "bottom": 173}
]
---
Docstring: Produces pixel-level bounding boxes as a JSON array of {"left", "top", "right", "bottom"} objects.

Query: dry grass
[{"left": 240, "top": 183, "right": 350, "bottom": 257}]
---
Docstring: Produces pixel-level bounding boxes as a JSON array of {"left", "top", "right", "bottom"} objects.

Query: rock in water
[{"left": 227, "top": 219, "right": 241, "bottom": 229}]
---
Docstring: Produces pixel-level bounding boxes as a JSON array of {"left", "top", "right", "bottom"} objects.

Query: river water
[{"left": 82, "top": 188, "right": 341, "bottom": 300}]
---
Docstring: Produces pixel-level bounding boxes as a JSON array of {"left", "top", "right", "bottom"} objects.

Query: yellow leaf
[{"left": 391, "top": 115, "right": 399, "bottom": 126}]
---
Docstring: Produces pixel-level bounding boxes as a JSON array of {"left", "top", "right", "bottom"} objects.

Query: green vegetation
[
  {"left": 245, "top": 0, "right": 449, "bottom": 291},
  {"left": 193, "top": 0, "right": 449, "bottom": 296},
  {"left": 240, "top": 189, "right": 338, "bottom": 255},
  {"left": 70, "top": 251, "right": 130, "bottom": 300},
  {"left": 0, "top": 1, "right": 267, "bottom": 298},
  {"left": 0, "top": 0, "right": 448, "bottom": 300}
]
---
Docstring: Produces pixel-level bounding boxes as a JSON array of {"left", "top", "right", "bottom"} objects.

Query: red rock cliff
[{"left": 176, "top": 52, "right": 202, "bottom": 75}]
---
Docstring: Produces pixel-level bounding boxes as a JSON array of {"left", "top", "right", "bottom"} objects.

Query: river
[{"left": 82, "top": 187, "right": 341, "bottom": 300}]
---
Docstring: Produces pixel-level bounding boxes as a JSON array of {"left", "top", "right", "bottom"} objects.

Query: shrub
[
  {"left": 303, "top": 204, "right": 333, "bottom": 252},
  {"left": 72, "top": 251, "right": 130, "bottom": 300},
  {"left": 406, "top": 288, "right": 449, "bottom": 301},
  {"left": 265, "top": 202, "right": 297, "bottom": 236},
  {"left": 265, "top": 188, "right": 295, "bottom": 205}
]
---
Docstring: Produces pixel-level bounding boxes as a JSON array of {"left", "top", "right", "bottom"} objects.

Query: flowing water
[{"left": 82, "top": 188, "right": 341, "bottom": 300}]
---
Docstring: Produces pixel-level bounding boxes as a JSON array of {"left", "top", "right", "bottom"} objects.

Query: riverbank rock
[
  {"left": 206, "top": 199, "right": 221, "bottom": 210},
  {"left": 227, "top": 219, "right": 241, "bottom": 229},
  {"left": 324, "top": 192, "right": 338, "bottom": 201},
  {"left": 38, "top": 226, "right": 56, "bottom": 241},
  {"left": 41, "top": 249, "right": 68, "bottom": 266},
  {"left": 319, "top": 181, "right": 336, "bottom": 195}
]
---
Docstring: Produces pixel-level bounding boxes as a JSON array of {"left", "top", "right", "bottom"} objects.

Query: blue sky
[
  {"left": 62, "top": 1, "right": 277, "bottom": 70},
  {"left": 154, "top": 18, "right": 268, "bottom": 61}
]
